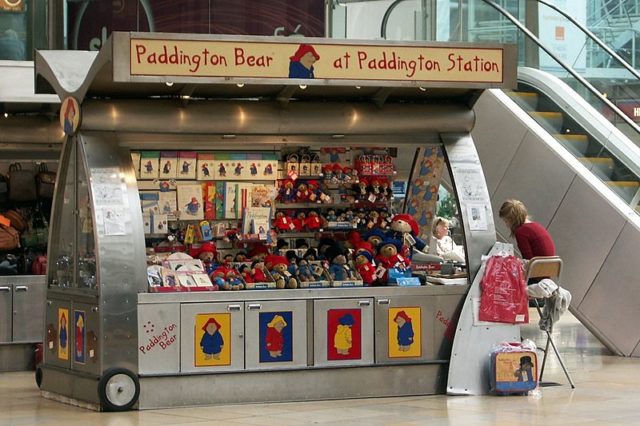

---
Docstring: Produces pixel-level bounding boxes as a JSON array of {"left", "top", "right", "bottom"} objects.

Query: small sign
[
  {"left": 0, "top": 0, "right": 25, "bottom": 12},
  {"left": 60, "top": 97, "right": 80, "bottom": 135}
]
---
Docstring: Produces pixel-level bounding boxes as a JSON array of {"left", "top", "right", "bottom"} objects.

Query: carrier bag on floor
[
  {"left": 479, "top": 255, "right": 529, "bottom": 324},
  {"left": 490, "top": 341, "right": 538, "bottom": 394}
]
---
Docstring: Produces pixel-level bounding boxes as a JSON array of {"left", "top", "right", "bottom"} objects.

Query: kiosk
[{"left": 34, "top": 33, "right": 517, "bottom": 410}]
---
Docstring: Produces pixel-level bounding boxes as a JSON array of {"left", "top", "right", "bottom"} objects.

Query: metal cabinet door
[
  {"left": 245, "top": 300, "right": 307, "bottom": 370},
  {"left": 138, "top": 303, "right": 180, "bottom": 375},
  {"left": 180, "top": 302, "right": 244, "bottom": 373},
  {"left": 0, "top": 285, "right": 11, "bottom": 343},
  {"left": 12, "top": 283, "right": 45, "bottom": 342},
  {"left": 44, "top": 299, "right": 72, "bottom": 369},
  {"left": 313, "top": 298, "right": 374, "bottom": 367},
  {"left": 374, "top": 295, "right": 435, "bottom": 364},
  {"left": 71, "top": 303, "right": 101, "bottom": 375}
]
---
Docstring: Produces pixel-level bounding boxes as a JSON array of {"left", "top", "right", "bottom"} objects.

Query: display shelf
[{"left": 275, "top": 201, "right": 390, "bottom": 209}]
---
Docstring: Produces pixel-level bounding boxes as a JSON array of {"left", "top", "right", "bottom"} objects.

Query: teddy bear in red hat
[
  {"left": 386, "top": 214, "right": 427, "bottom": 258},
  {"left": 265, "top": 254, "right": 298, "bottom": 289}
]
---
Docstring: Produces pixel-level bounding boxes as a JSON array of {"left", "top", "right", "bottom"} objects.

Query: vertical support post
[{"left": 525, "top": 0, "right": 540, "bottom": 68}]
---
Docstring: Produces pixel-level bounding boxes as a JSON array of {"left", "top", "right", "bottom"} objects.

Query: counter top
[
  {"left": 138, "top": 284, "right": 469, "bottom": 304},
  {"left": 0, "top": 276, "right": 46, "bottom": 285}
]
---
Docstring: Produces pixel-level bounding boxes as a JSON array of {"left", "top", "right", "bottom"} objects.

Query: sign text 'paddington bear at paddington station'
[{"left": 129, "top": 38, "right": 505, "bottom": 83}]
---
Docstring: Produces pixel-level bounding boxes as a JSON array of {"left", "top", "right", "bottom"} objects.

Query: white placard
[
  {"left": 467, "top": 204, "right": 488, "bottom": 231},
  {"left": 101, "top": 207, "right": 127, "bottom": 236}
]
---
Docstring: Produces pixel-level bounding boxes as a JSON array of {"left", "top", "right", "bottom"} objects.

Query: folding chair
[{"left": 525, "top": 256, "right": 576, "bottom": 389}]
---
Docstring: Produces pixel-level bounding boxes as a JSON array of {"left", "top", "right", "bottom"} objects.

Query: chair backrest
[{"left": 526, "top": 256, "right": 562, "bottom": 282}]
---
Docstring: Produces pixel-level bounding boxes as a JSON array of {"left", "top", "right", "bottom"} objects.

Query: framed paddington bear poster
[
  {"left": 388, "top": 307, "right": 422, "bottom": 358},
  {"left": 259, "top": 311, "right": 293, "bottom": 363},
  {"left": 327, "top": 308, "right": 362, "bottom": 361},
  {"left": 194, "top": 313, "right": 231, "bottom": 367}
]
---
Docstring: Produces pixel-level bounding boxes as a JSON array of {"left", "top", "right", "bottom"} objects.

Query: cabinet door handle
[
  {"left": 358, "top": 300, "right": 371, "bottom": 307},
  {"left": 247, "top": 304, "right": 262, "bottom": 310},
  {"left": 377, "top": 299, "right": 390, "bottom": 305},
  {"left": 227, "top": 304, "right": 242, "bottom": 312},
  {"left": 15, "top": 286, "right": 28, "bottom": 292},
  {"left": 0, "top": 286, "right": 10, "bottom": 292}
]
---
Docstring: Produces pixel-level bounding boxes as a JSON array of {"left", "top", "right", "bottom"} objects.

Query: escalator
[{"left": 339, "top": 0, "right": 640, "bottom": 356}]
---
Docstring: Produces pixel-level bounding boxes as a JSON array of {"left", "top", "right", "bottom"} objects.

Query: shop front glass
[{"left": 0, "top": 0, "right": 48, "bottom": 60}]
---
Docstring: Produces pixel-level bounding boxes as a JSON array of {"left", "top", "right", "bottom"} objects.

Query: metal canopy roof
[
  {"left": 0, "top": 61, "right": 59, "bottom": 114},
  {"left": 35, "top": 33, "right": 517, "bottom": 107}
]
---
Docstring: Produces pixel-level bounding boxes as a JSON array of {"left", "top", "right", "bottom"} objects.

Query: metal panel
[
  {"left": 40, "top": 366, "right": 101, "bottom": 406},
  {"left": 491, "top": 130, "right": 576, "bottom": 229},
  {"left": 43, "top": 299, "right": 71, "bottom": 369},
  {"left": 12, "top": 282, "right": 45, "bottom": 342},
  {"left": 442, "top": 133, "right": 496, "bottom": 282},
  {"left": 138, "top": 303, "right": 180, "bottom": 375},
  {"left": 0, "top": 344, "right": 35, "bottom": 372},
  {"left": 80, "top": 132, "right": 148, "bottom": 375},
  {"left": 432, "top": 295, "right": 465, "bottom": 360},
  {"left": 138, "top": 363, "right": 445, "bottom": 408},
  {"left": 447, "top": 242, "right": 520, "bottom": 395},
  {"left": 313, "top": 298, "right": 374, "bottom": 367},
  {"left": 471, "top": 90, "right": 528, "bottom": 197},
  {"left": 80, "top": 100, "right": 475, "bottom": 136},
  {"left": 547, "top": 176, "right": 626, "bottom": 306},
  {"left": 577, "top": 221, "right": 640, "bottom": 356},
  {"left": 180, "top": 302, "right": 245, "bottom": 373},
  {"left": 374, "top": 295, "right": 435, "bottom": 364},
  {"left": 71, "top": 303, "right": 101, "bottom": 375},
  {"left": 245, "top": 300, "right": 307, "bottom": 370},
  {"left": 0, "top": 285, "right": 11, "bottom": 343}
]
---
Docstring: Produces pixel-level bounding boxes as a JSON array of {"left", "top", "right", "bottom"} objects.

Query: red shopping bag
[{"left": 479, "top": 255, "right": 529, "bottom": 324}]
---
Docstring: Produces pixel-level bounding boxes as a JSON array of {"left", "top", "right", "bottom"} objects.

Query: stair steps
[{"left": 554, "top": 133, "right": 589, "bottom": 156}]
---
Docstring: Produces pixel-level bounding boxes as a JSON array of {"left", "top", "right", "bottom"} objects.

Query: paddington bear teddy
[
  {"left": 273, "top": 211, "right": 295, "bottom": 232},
  {"left": 210, "top": 265, "right": 244, "bottom": 290},
  {"left": 386, "top": 214, "right": 427, "bottom": 257},
  {"left": 355, "top": 251, "right": 377, "bottom": 286},
  {"left": 264, "top": 254, "right": 298, "bottom": 289},
  {"left": 190, "top": 242, "right": 218, "bottom": 275},
  {"left": 375, "top": 238, "right": 411, "bottom": 284}
]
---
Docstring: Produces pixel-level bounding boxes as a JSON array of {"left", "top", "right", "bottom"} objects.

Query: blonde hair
[
  {"left": 499, "top": 199, "right": 528, "bottom": 234},
  {"left": 431, "top": 217, "right": 450, "bottom": 238}
]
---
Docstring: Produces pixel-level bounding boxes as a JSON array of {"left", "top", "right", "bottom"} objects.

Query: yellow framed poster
[
  {"left": 388, "top": 307, "right": 422, "bottom": 358},
  {"left": 194, "top": 313, "right": 231, "bottom": 367},
  {"left": 57, "top": 308, "right": 69, "bottom": 361}
]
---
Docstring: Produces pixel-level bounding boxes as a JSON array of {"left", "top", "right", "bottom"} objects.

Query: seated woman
[
  {"left": 429, "top": 217, "right": 465, "bottom": 262},
  {"left": 498, "top": 199, "right": 555, "bottom": 261}
]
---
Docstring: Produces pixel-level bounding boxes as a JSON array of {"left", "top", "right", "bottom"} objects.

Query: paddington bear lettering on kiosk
[{"left": 134, "top": 44, "right": 229, "bottom": 73}]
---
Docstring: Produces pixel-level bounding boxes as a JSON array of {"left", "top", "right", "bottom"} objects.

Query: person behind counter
[
  {"left": 498, "top": 199, "right": 555, "bottom": 260},
  {"left": 429, "top": 217, "right": 465, "bottom": 262}
]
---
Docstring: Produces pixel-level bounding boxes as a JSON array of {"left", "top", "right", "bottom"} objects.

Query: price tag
[
  {"left": 48, "top": 341, "right": 53, "bottom": 349},
  {"left": 368, "top": 193, "right": 377, "bottom": 203}
]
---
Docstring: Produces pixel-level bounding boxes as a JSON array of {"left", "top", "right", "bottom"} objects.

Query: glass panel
[
  {"left": 76, "top": 154, "right": 96, "bottom": 290},
  {"left": 50, "top": 143, "right": 76, "bottom": 288},
  {"left": 0, "top": 4, "right": 27, "bottom": 60}
]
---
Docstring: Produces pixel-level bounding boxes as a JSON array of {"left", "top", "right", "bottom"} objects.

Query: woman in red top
[{"left": 499, "top": 199, "right": 555, "bottom": 260}]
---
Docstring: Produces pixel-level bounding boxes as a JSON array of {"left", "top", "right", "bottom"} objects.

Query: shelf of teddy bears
[{"left": 134, "top": 146, "right": 424, "bottom": 293}]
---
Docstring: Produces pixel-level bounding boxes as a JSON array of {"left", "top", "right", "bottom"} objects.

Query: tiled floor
[{"left": 2, "top": 309, "right": 639, "bottom": 425}]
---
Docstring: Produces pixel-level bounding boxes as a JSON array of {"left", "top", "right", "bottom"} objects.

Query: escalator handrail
[
  {"left": 533, "top": 0, "right": 640, "bottom": 81},
  {"left": 479, "top": 0, "right": 640, "bottom": 135}
]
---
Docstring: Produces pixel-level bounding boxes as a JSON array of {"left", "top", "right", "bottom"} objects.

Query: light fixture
[
  {"left": 222, "top": 134, "right": 237, "bottom": 139},
  {"left": 299, "top": 85, "right": 307, "bottom": 90},
  {"left": 3, "top": 113, "right": 7, "bottom": 118},
  {"left": 165, "top": 81, "right": 174, "bottom": 87},
  {"left": 418, "top": 87, "right": 426, "bottom": 92},
  {"left": 236, "top": 83, "right": 245, "bottom": 88},
  {"left": 181, "top": 95, "right": 191, "bottom": 100},
  {"left": 355, "top": 86, "right": 361, "bottom": 89},
  {"left": 331, "top": 134, "right": 345, "bottom": 139}
]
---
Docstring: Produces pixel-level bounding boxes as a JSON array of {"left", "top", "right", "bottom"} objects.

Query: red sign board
[{"left": 616, "top": 100, "right": 640, "bottom": 122}]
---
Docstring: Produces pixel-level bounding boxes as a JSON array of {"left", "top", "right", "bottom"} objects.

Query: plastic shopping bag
[{"left": 479, "top": 255, "right": 529, "bottom": 324}]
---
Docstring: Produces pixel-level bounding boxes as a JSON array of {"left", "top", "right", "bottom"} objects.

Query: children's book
[
  {"left": 159, "top": 151, "right": 178, "bottom": 179},
  {"left": 177, "top": 184, "right": 204, "bottom": 220}
]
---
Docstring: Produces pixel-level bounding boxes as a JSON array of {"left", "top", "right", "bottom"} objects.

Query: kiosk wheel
[
  {"left": 98, "top": 368, "right": 140, "bottom": 412},
  {"left": 35, "top": 367, "right": 43, "bottom": 388}
]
